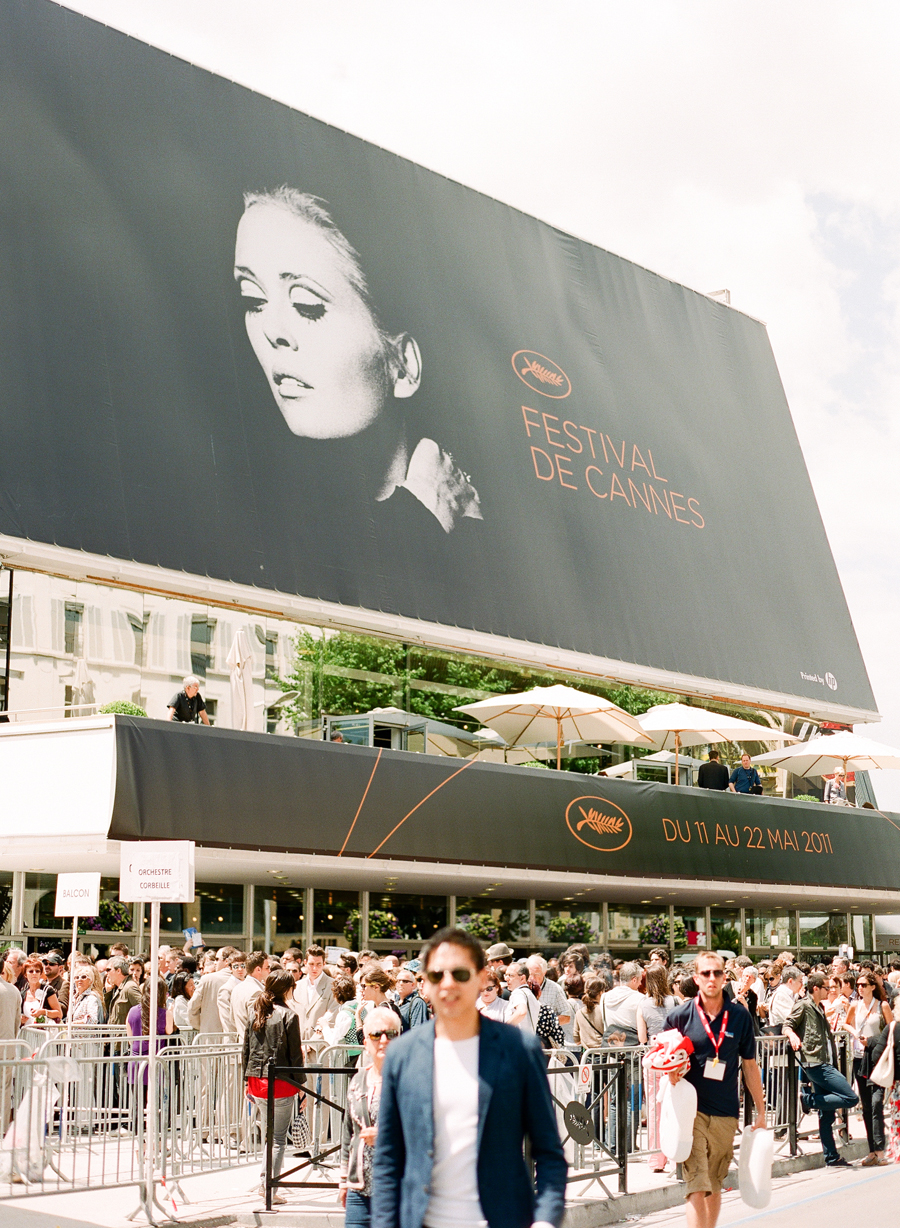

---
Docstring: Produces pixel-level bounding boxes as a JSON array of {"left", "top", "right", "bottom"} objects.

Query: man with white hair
[
  {"left": 167, "top": 674, "right": 210, "bottom": 724},
  {"left": 2, "top": 949, "right": 27, "bottom": 993},
  {"left": 525, "top": 955, "right": 570, "bottom": 1024}
]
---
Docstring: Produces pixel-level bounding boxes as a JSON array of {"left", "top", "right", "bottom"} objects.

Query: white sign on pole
[
  {"left": 577, "top": 1058, "right": 593, "bottom": 1094},
  {"left": 118, "top": 841, "right": 195, "bottom": 903},
  {"left": 54, "top": 872, "right": 100, "bottom": 917}
]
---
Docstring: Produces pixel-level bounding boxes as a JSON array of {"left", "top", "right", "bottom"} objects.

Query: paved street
[{"left": 633, "top": 1161, "right": 900, "bottom": 1228}]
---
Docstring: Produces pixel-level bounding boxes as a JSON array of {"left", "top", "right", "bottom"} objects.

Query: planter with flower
[
  {"left": 638, "top": 914, "right": 687, "bottom": 949},
  {"left": 456, "top": 914, "right": 499, "bottom": 943},
  {"left": 547, "top": 915, "right": 597, "bottom": 944},
  {"left": 344, "top": 909, "right": 403, "bottom": 946}
]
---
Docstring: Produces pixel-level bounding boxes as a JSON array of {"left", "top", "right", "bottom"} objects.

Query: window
[
  {"left": 608, "top": 904, "right": 659, "bottom": 945},
  {"left": 147, "top": 881, "right": 242, "bottom": 935},
  {"left": 265, "top": 632, "right": 278, "bottom": 681},
  {"left": 255, "top": 886, "right": 307, "bottom": 950},
  {"left": 799, "top": 911, "right": 846, "bottom": 950},
  {"left": 128, "top": 613, "right": 149, "bottom": 667},
  {"left": 710, "top": 907, "right": 742, "bottom": 954},
  {"left": 675, "top": 908, "right": 707, "bottom": 950},
  {"left": 204, "top": 697, "right": 217, "bottom": 726},
  {"left": 190, "top": 615, "right": 215, "bottom": 678},
  {"left": 368, "top": 893, "right": 447, "bottom": 943},
  {"left": 64, "top": 602, "right": 83, "bottom": 656},
  {"left": 745, "top": 909, "right": 796, "bottom": 949},
  {"left": 313, "top": 889, "right": 360, "bottom": 946},
  {"left": 0, "top": 870, "right": 12, "bottom": 936},
  {"left": 26, "top": 874, "right": 131, "bottom": 932}
]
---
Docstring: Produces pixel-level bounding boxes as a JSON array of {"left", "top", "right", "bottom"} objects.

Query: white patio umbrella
[
  {"left": 71, "top": 658, "right": 95, "bottom": 714},
  {"left": 637, "top": 702, "right": 799, "bottom": 782},
  {"left": 454, "top": 683, "right": 653, "bottom": 770},
  {"left": 752, "top": 730, "right": 900, "bottom": 778},
  {"left": 226, "top": 627, "right": 255, "bottom": 731}
]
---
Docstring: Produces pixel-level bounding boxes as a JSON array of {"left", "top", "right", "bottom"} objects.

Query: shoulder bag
[{"left": 869, "top": 1021, "right": 896, "bottom": 1089}]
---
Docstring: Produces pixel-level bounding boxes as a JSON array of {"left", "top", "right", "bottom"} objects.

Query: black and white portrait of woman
[{"left": 233, "top": 186, "right": 483, "bottom": 534}]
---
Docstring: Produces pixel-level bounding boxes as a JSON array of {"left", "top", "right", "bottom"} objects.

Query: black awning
[{"left": 108, "top": 717, "right": 900, "bottom": 892}]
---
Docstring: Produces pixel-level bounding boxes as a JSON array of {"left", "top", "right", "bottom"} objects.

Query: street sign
[
  {"left": 118, "top": 841, "right": 195, "bottom": 903},
  {"left": 54, "top": 872, "right": 100, "bottom": 917}
]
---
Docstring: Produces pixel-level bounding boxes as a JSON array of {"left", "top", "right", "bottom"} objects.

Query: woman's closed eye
[
  {"left": 288, "top": 284, "right": 326, "bottom": 321},
  {"left": 237, "top": 277, "right": 267, "bottom": 313}
]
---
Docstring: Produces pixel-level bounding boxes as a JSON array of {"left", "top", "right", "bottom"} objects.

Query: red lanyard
[{"left": 696, "top": 1001, "right": 728, "bottom": 1063}]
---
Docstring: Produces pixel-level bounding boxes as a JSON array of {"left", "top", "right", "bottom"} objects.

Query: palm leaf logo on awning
[
  {"left": 576, "top": 806, "right": 623, "bottom": 836},
  {"left": 565, "top": 795, "right": 633, "bottom": 852}
]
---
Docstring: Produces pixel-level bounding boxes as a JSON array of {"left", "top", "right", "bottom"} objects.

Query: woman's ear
[{"left": 390, "top": 334, "right": 422, "bottom": 399}]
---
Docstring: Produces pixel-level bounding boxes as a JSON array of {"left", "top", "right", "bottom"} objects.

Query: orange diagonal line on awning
[
  {"left": 367, "top": 757, "right": 476, "bottom": 859},
  {"left": 338, "top": 748, "right": 382, "bottom": 856}
]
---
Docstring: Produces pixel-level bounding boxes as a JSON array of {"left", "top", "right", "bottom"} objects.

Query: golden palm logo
[
  {"left": 519, "top": 357, "right": 565, "bottom": 388},
  {"left": 576, "top": 806, "right": 624, "bottom": 836},
  {"left": 511, "top": 350, "right": 571, "bottom": 399},
  {"left": 565, "top": 795, "right": 633, "bottom": 852}
]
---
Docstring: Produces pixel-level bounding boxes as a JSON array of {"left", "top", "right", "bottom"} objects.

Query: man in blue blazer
[{"left": 372, "top": 927, "right": 567, "bottom": 1228}]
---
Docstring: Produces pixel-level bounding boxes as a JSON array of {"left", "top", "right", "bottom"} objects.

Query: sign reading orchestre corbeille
[{"left": 118, "top": 841, "right": 195, "bottom": 904}]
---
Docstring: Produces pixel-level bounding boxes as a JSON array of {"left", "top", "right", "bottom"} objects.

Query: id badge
[{"left": 704, "top": 1059, "right": 725, "bottom": 1081}]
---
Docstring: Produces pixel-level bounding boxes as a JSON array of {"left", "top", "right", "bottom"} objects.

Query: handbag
[
  {"left": 869, "top": 1021, "right": 896, "bottom": 1089},
  {"left": 536, "top": 1003, "right": 566, "bottom": 1050},
  {"left": 289, "top": 1102, "right": 312, "bottom": 1150}
]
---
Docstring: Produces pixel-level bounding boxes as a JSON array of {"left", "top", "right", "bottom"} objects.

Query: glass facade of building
[{"left": 2, "top": 869, "right": 897, "bottom": 962}]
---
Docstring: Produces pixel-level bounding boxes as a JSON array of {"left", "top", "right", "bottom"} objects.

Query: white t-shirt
[
  {"left": 508, "top": 985, "right": 539, "bottom": 1033},
  {"left": 426, "top": 1035, "right": 487, "bottom": 1228}
]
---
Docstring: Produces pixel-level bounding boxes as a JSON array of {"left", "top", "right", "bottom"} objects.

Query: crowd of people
[{"left": 2, "top": 936, "right": 900, "bottom": 1223}]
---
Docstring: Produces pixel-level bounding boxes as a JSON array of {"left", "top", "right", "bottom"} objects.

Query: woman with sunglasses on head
[
  {"left": 19, "top": 957, "right": 62, "bottom": 1026},
  {"left": 339, "top": 1006, "right": 401, "bottom": 1228},
  {"left": 841, "top": 973, "right": 893, "bottom": 1166},
  {"left": 358, "top": 968, "right": 403, "bottom": 1037},
  {"left": 69, "top": 962, "right": 106, "bottom": 1024}
]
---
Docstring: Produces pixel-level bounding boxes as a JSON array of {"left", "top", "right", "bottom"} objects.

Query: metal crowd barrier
[
  {"left": 262, "top": 1052, "right": 359, "bottom": 1211},
  {"left": 0, "top": 1035, "right": 259, "bottom": 1201},
  {"left": 0, "top": 1027, "right": 856, "bottom": 1205}
]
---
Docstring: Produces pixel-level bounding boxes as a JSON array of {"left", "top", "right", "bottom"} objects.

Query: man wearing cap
[
  {"left": 41, "top": 953, "right": 69, "bottom": 1019},
  {"left": 486, "top": 943, "right": 515, "bottom": 1000}
]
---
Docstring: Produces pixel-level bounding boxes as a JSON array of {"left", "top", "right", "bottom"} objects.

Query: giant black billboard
[{"left": 0, "top": 1, "right": 876, "bottom": 715}]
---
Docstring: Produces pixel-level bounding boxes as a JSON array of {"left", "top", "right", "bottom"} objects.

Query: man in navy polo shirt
[
  {"left": 665, "top": 951, "right": 766, "bottom": 1228},
  {"left": 728, "top": 752, "right": 761, "bottom": 794}
]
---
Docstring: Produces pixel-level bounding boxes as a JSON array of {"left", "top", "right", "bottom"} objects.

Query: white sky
[{"left": 56, "top": 1, "right": 900, "bottom": 802}]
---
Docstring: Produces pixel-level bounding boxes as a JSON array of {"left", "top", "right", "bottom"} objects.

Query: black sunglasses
[
  {"left": 366, "top": 1029, "right": 400, "bottom": 1040},
  {"left": 425, "top": 967, "right": 472, "bottom": 984},
  {"left": 696, "top": 970, "right": 725, "bottom": 979}
]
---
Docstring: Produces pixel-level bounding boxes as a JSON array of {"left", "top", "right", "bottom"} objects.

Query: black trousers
[{"left": 854, "top": 1061, "right": 886, "bottom": 1153}]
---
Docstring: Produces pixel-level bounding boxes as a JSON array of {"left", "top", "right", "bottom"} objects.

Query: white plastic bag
[
  {"left": 738, "top": 1126, "right": 774, "bottom": 1209},
  {"left": 658, "top": 1075, "right": 697, "bottom": 1162}
]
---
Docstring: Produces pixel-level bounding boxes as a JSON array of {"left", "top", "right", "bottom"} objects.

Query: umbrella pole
[
  {"left": 557, "top": 719, "right": 562, "bottom": 771},
  {"left": 674, "top": 732, "right": 680, "bottom": 785}
]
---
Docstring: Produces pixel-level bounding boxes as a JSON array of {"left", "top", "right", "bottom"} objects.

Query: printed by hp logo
[{"left": 825, "top": 673, "right": 837, "bottom": 691}]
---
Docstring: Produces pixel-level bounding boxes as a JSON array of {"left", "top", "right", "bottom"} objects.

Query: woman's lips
[{"left": 273, "top": 371, "right": 312, "bottom": 398}]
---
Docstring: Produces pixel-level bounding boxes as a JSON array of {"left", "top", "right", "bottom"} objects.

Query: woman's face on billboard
[{"left": 234, "top": 203, "right": 389, "bottom": 439}]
